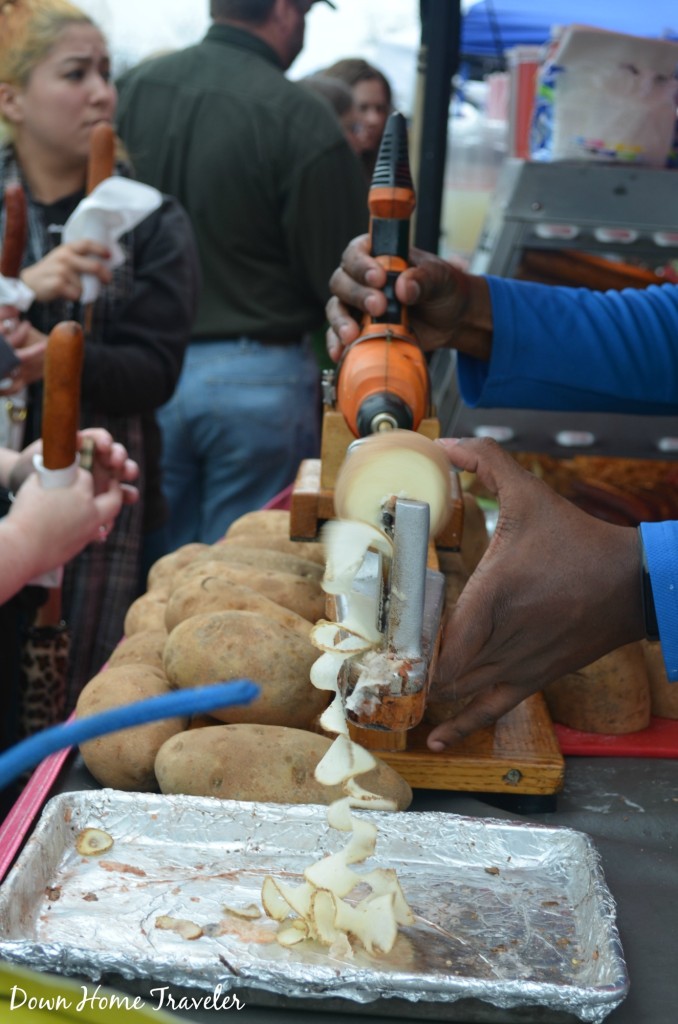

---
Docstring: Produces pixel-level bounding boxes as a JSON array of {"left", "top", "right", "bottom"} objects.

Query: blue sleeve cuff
[{"left": 639, "top": 521, "right": 678, "bottom": 681}]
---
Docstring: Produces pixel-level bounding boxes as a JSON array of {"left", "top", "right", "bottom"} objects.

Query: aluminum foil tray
[{"left": 0, "top": 790, "right": 628, "bottom": 1023}]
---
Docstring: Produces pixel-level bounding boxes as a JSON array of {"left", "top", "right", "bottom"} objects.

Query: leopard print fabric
[{"left": 18, "top": 623, "right": 69, "bottom": 738}]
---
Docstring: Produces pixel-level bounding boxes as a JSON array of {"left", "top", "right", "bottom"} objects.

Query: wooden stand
[
  {"left": 290, "top": 411, "right": 563, "bottom": 794},
  {"left": 375, "top": 694, "right": 564, "bottom": 796},
  {"left": 290, "top": 411, "right": 463, "bottom": 548}
]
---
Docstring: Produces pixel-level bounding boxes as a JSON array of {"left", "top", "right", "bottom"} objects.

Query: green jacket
[{"left": 117, "top": 24, "right": 368, "bottom": 341}]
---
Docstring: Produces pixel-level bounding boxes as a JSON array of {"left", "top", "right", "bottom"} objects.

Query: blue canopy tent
[{"left": 461, "top": 1, "right": 678, "bottom": 58}]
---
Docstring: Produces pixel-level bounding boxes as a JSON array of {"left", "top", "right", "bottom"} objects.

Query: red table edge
[{"left": 0, "top": 715, "right": 75, "bottom": 883}]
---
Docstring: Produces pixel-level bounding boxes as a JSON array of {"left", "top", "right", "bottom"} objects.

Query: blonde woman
[{"left": 0, "top": 0, "right": 199, "bottom": 707}]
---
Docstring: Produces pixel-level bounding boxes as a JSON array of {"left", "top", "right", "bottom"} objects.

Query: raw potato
[
  {"left": 76, "top": 665, "right": 187, "bottom": 790},
  {"left": 642, "top": 639, "right": 678, "bottom": 719},
  {"left": 155, "top": 723, "right": 413, "bottom": 809},
  {"left": 146, "top": 542, "right": 209, "bottom": 591},
  {"left": 225, "top": 508, "right": 292, "bottom": 539},
  {"left": 163, "top": 610, "right": 328, "bottom": 728},
  {"left": 107, "top": 630, "right": 167, "bottom": 673},
  {"left": 169, "top": 561, "right": 324, "bottom": 623},
  {"left": 220, "top": 529, "right": 325, "bottom": 565},
  {"left": 124, "top": 591, "right": 169, "bottom": 636},
  {"left": 165, "top": 576, "right": 312, "bottom": 638},
  {"left": 201, "top": 543, "right": 323, "bottom": 582},
  {"left": 544, "top": 642, "right": 651, "bottom": 734}
]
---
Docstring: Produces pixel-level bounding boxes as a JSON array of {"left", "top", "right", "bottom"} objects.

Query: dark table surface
[{"left": 22, "top": 752, "right": 673, "bottom": 1024}]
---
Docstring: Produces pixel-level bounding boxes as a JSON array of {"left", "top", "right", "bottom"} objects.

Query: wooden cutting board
[{"left": 369, "top": 693, "right": 565, "bottom": 796}]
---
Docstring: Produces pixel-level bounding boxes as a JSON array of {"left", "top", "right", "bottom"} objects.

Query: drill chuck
[{"left": 356, "top": 392, "right": 413, "bottom": 436}]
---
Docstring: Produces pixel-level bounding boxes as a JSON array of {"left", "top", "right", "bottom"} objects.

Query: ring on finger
[{"left": 97, "top": 523, "right": 112, "bottom": 543}]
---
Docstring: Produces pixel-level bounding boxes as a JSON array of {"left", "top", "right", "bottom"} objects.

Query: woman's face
[
  {"left": 340, "top": 102, "right": 364, "bottom": 156},
  {"left": 352, "top": 78, "right": 390, "bottom": 155},
  {"left": 7, "top": 24, "right": 116, "bottom": 168}
]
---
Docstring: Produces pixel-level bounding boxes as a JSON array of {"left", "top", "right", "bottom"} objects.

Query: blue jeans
[{"left": 156, "top": 338, "right": 321, "bottom": 546}]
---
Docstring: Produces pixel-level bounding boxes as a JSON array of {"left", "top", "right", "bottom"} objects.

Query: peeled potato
[{"left": 334, "top": 429, "right": 451, "bottom": 537}]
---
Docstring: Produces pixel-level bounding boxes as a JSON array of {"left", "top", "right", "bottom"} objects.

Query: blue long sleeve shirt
[{"left": 457, "top": 277, "right": 678, "bottom": 679}]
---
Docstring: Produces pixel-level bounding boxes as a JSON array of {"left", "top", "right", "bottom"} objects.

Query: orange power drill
[{"left": 336, "top": 111, "right": 430, "bottom": 437}]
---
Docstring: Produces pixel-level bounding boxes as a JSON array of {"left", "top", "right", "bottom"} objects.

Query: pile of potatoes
[{"left": 75, "top": 509, "right": 412, "bottom": 810}]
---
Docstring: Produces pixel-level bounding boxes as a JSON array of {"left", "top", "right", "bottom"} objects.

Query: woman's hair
[
  {"left": 300, "top": 74, "right": 354, "bottom": 119},
  {"left": 322, "top": 58, "right": 393, "bottom": 109},
  {"left": 0, "top": 0, "right": 93, "bottom": 88}
]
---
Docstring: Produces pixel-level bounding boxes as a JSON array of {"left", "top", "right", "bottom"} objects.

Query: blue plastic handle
[{"left": 0, "top": 680, "right": 260, "bottom": 792}]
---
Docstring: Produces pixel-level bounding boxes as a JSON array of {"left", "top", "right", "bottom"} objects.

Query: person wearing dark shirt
[
  {"left": 0, "top": 0, "right": 199, "bottom": 702},
  {"left": 117, "top": 0, "right": 368, "bottom": 546}
]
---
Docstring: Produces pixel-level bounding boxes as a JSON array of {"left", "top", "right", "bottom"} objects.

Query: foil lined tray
[{"left": 0, "top": 790, "right": 628, "bottom": 1023}]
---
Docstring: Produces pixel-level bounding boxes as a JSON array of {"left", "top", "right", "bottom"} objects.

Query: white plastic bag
[{"left": 531, "top": 26, "right": 678, "bottom": 166}]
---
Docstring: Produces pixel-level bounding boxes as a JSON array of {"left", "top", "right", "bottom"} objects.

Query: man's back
[{"left": 117, "top": 24, "right": 367, "bottom": 341}]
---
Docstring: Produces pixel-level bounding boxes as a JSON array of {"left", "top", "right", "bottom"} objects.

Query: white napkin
[
  {"left": 62, "top": 177, "right": 163, "bottom": 305},
  {"left": 0, "top": 274, "right": 35, "bottom": 312}
]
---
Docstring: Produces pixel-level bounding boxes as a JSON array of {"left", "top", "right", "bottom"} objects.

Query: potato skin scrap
[
  {"left": 155, "top": 723, "right": 412, "bottom": 809},
  {"left": 162, "top": 610, "right": 328, "bottom": 728}
]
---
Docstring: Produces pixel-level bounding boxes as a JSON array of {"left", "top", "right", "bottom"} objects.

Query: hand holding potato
[{"left": 426, "top": 437, "right": 645, "bottom": 751}]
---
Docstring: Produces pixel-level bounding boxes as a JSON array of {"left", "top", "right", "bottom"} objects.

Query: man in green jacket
[{"left": 117, "top": 0, "right": 367, "bottom": 545}]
